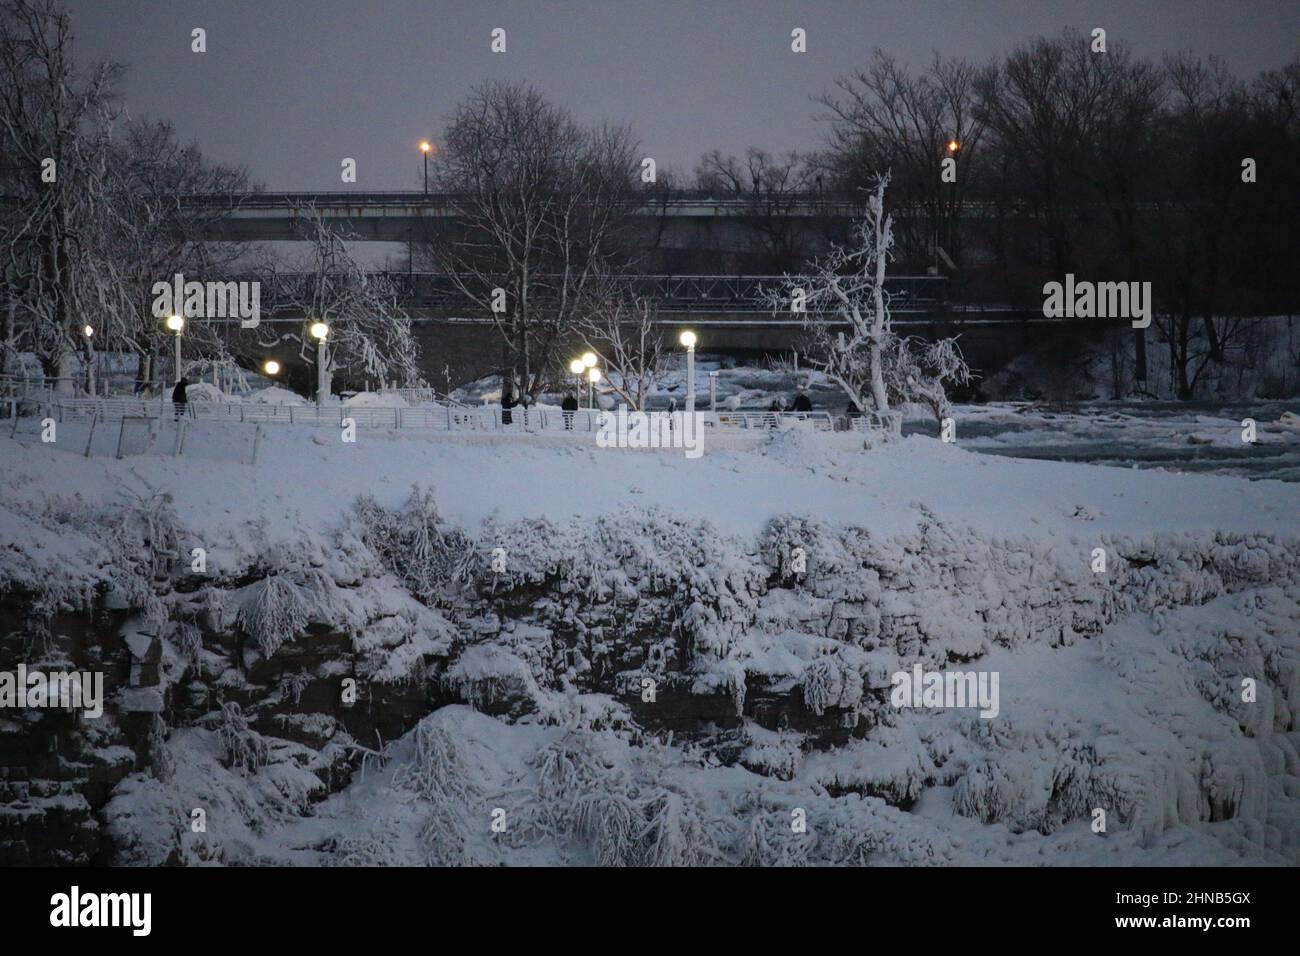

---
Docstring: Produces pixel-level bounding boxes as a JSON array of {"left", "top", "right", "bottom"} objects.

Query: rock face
[{"left": 2, "top": 486, "right": 1298, "bottom": 865}]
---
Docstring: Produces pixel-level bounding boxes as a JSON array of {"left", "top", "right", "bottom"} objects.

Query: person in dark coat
[
  {"left": 561, "top": 392, "right": 578, "bottom": 430},
  {"left": 501, "top": 389, "right": 517, "bottom": 426},
  {"left": 791, "top": 391, "right": 812, "bottom": 412},
  {"left": 171, "top": 377, "right": 189, "bottom": 421}
]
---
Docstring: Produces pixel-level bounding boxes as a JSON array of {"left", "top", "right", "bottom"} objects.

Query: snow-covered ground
[{"left": 2, "top": 412, "right": 1298, "bottom": 866}]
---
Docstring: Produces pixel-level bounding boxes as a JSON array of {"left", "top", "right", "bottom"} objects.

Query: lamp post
[
  {"left": 420, "top": 141, "right": 433, "bottom": 195},
  {"left": 581, "top": 352, "right": 598, "bottom": 409},
  {"left": 82, "top": 324, "right": 95, "bottom": 396},
  {"left": 166, "top": 314, "right": 184, "bottom": 384},
  {"left": 262, "top": 359, "right": 281, "bottom": 377},
  {"left": 679, "top": 330, "right": 697, "bottom": 415},
  {"left": 708, "top": 369, "right": 718, "bottom": 412},
  {"left": 310, "top": 321, "right": 330, "bottom": 405}
]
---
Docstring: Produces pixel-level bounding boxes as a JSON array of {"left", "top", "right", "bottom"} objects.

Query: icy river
[{"left": 906, "top": 399, "right": 1300, "bottom": 482}]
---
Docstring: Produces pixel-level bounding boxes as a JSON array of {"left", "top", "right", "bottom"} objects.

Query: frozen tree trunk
[
  {"left": 868, "top": 192, "right": 890, "bottom": 416},
  {"left": 55, "top": 352, "right": 75, "bottom": 396},
  {"left": 2, "top": 296, "right": 13, "bottom": 376}
]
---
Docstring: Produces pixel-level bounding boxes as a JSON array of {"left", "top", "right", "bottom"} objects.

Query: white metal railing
[
  {"left": 712, "top": 410, "right": 835, "bottom": 431},
  {"left": 377, "top": 387, "right": 468, "bottom": 408},
  {"left": 8, "top": 397, "right": 848, "bottom": 435},
  {"left": 847, "top": 410, "right": 904, "bottom": 433}
]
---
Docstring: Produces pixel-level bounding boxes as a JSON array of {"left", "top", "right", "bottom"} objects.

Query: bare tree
[
  {"left": 423, "top": 81, "right": 639, "bottom": 399},
  {"left": 576, "top": 285, "right": 667, "bottom": 411},
  {"left": 767, "top": 175, "right": 970, "bottom": 426},
  {"left": 817, "top": 51, "right": 984, "bottom": 270},
  {"left": 261, "top": 207, "right": 421, "bottom": 391},
  {"left": 695, "top": 148, "right": 816, "bottom": 271},
  {"left": 102, "top": 118, "right": 249, "bottom": 384}
]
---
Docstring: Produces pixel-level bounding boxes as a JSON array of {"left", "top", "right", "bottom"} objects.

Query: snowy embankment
[{"left": 1, "top": 423, "right": 1297, "bottom": 866}]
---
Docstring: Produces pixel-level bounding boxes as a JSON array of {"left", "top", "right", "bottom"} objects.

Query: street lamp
[
  {"left": 310, "top": 321, "right": 329, "bottom": 405},
  {"left": 419, "top": 140, "right": 433, "bottom": 195},
  {"left": 586, "top": 366, "right": 602, "bottom": 410},
  {"left": 581, "top": 352, "right": 597, "bottom": 369},
  {"left": 166, "top": 314, "right": 184, "bottom": 384},
  {"left": 679, "top": 330, "right": 697, "bottom": 415},
  {"left": 262, "top": 359, "right": 281, "bottom": 376},
  {"left": 947, "top": 139, "right": 959, "bottom": 153},
  {"left": 82, "top": 325, "right": 95, "bottom": 395}
]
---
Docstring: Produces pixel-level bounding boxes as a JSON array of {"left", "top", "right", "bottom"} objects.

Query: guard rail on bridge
[
  {"left": 249, "top": 271, "right": 949, "bottom": 314},
  {"left": 177, "top": 190, "right": 878, "bottom": 215}
]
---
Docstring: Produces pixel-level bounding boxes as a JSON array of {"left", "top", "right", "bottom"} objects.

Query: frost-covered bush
[
  {"left": 737, "top": 810, "right": 814, "bottom": 867},
  {"left": 392, "top": 716, "right": 481, "bottom": 865},
  {"left": 216, "top": 701, "right": 270, "bottom": 773},
  {"left": 801, "top": 656, "right": 864, "bottom": 717},
  {"left": 147, "top": 715, "right": 175, "bottom": 783},
  {"left": 353, "top": 486, "right": 476, "bottom": 604},
  {"left": 524, "top": 734, "right": 723, "bottom": 866},
  {"left": 236, "top": 575, "right": 308, "bottom": 658}
]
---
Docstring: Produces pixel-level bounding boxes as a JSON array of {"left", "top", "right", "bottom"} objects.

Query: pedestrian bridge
[{"left": 249, "top": 271, "right": 953, "bottom": 317}]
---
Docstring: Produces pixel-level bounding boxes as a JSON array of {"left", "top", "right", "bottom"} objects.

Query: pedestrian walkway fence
[{"left": 5, "top": 396, "right": 850, "bottom": 434}]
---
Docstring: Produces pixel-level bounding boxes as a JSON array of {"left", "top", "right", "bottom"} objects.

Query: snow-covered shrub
[
  {"left": 570, "top": 791, "right": 643, "bottom": 866},
  {"left": 638, "top": 788, "right": 721, "bottom": 866},
  {"left": 392, "top": 715, "right": 481, "bottom": 865},
  {"left": 172, "top": 620, "right": 203, "bottom": 670},
  {"left": 801, "top": 656, "right": 863, "bottom": 717},
  {"left": 738, "top": 810, "right": 814, "bottom": 866},
  {"left": 216, "top": 701, "right": 270, "bottom": 773},
  {"left": 353, "top": 486, "right": 477, "bottom": 604},
  {"left": 332, "top": 816, "right": 412, "bottom": 867},
  {"left": 236, "top": 575, "right": 308, "bottom": 659},
  {"left": 147, "top": 715, "right": 175, "bottom": 783}
]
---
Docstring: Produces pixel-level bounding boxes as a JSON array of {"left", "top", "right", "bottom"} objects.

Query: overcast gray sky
[{"left": 66, "top": 0, "right": 1299, "bottom": 191}]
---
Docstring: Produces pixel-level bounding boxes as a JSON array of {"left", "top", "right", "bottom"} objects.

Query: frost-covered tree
[
  {"left": 0, "top": 0, "right": 121, "bottom": 387},
  {"left": 259, "top": 207, "right": 422, "bottom": 391},
  {"left": 575, "top": 283, "right": 666, "bottom": 411},
  {"left": 767, "top": 174, "right": 970, "bottom": 426},
  {"left": 422, "top": 81, "right": 640, "bottom": 399}
]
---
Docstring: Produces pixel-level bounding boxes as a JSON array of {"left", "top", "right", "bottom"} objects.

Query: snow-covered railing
[
  {"left": 17, "top": 398, "right": 838, "bottom": 436},
  {"left": 712, "top": 410, "right": 835, "bottom": 431},
  {"left": 186, "top": 402, "right": 609, "bottom": 432},
  {"left": 43, "top": 398, "right": 164, "bottom": 421},
  {"left": 376, "top": 387, "right": 468, "bottom": 408},
  {"left": 846, "top": 411, "right": 904, "bottom": 433}
]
